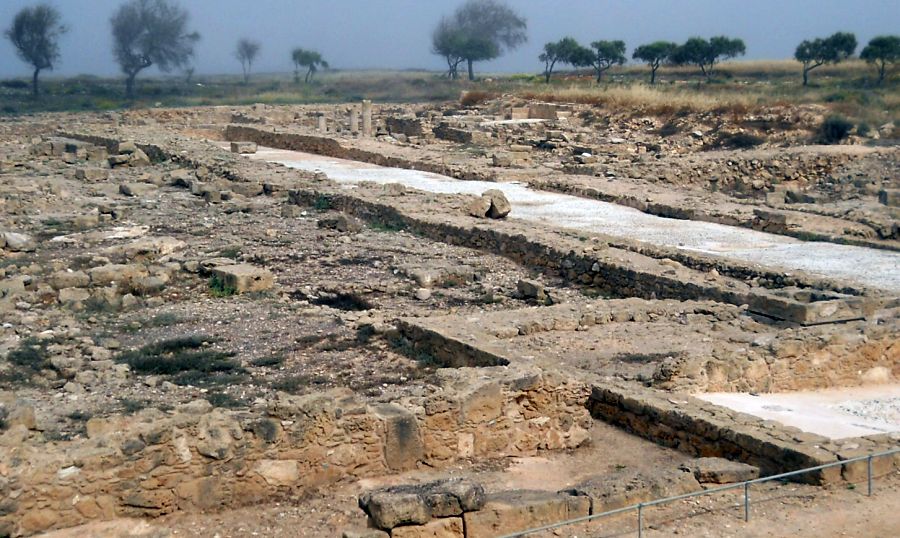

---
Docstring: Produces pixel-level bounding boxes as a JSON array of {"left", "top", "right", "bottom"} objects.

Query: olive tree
[
  {"left": 794, "top": 32, "right": 856, "bottom": 86},
  {"left": 235, "top": 39, "right": 260, "bottom": 83},
  {"left": 430, "top": 0, "right": 527, "bottom": 81},
  {"left": 860, "top": 35, "right": 900, "bottom": 84},
  {"left": 582, "top": 40, "right": 627, "bottom": 82},
  {"left": 291, "top": 48, "right": 328, "bottom": 83},
  {"left": 110, "top": 0, "right": 200, "bottom": 99},
  {"left": 632, "top": 41, "right": 677, "bottom": 84},
  {"left": 432, "top": 17, "right": 465, "bottom": 79},
  {"left": 5, "top": 4, "right": 67, "bottom": 96},
  {"left": 671, "top": 36, "right": 746, "bottom": 81},
  {"left": 539, "top": 37, "right": 582, "bottom": 83}
]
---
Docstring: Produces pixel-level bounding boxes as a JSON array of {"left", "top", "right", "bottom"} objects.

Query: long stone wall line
[
  {"left": 219, "top": 125, "right": 885, "bottom": 299},
  {"left": 60, "top": 128, "right": 883, "bottom": 324},
  {"left": 224, "top": 125, "right": 497, "bottom": 182}
]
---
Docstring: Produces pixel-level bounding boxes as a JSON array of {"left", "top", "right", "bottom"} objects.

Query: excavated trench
[{"left": 249, "top": 147, "right": 900, "bottom": 294}]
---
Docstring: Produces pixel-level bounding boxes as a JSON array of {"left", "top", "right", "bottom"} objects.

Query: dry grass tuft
[
  {"left": 460, "top": 90, "right": 499, "bottom": 107},
  {"left": 520, "top": 85, "right": 760, "bottom": 116}
]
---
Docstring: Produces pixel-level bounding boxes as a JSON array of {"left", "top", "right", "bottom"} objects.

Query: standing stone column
[
  {"left": 317, "top": 113, "right": 327, "bottom": 133},
  {"left": 361, "top": 100, "right": 373, "bottom": 137},
  {"left": 349, "top": 107, "right": 360, "bottom": 134}
]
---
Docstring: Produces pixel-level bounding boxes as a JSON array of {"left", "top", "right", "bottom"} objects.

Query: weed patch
[
  {"left": 116, "top": 336, "right": 245, "bottom": 385},
  {"left": 209, "top": 275, "right": 237, "bottom": 297}
]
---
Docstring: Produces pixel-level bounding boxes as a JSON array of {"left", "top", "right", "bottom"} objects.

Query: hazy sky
[{"left": 1, "top": 0, "right": 898, "bottom": 78}]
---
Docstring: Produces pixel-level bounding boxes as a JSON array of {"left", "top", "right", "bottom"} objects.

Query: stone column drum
[{"left": 362, "top": 100, "right": 373, "bottom": 136}]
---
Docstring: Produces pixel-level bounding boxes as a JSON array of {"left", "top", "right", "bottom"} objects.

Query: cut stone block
[
  {"left": 681, "top": 457, "right": 760, "bottom": 483},
  {"left": 231, "top": 141, "right": 258, "bottom": 154},
  {"left": 211, "top": 264, "right": 274, "bottom": 293}
]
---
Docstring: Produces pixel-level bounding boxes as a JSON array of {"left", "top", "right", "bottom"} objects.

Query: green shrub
[
  {"left": 713, "top": 132, "right": 765, "bottom": 149},
  {"left": 209, "top": 275, "right": 237, "bottom": 297},
  {"left": 819, "top": 115, "right": 853, "bottom": 144},
  {"left": 856, "top": 122, "right": 871, "bottom": 137},
  {"left": 116, "top": 336, "right": 243, "bottom": 381}
]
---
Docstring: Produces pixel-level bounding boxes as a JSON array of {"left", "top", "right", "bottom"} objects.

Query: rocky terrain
[{"left": 0, "top": 98, "right": 897, "bottom": 537}]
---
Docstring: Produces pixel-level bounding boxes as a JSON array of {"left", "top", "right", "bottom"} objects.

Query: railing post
[
  {"left": 744, "top": 482, "right": 750, "bottom": 522},
  {"left": 638, "top": 503, "right": 643, "bottom": 538},
  {"left": 867, "top": 455, "right": 873, "bottom": 496}
]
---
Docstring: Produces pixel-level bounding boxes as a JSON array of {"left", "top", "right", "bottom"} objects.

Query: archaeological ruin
[{"left": 0, "top": 96, "right": 897, "bottom": 537}]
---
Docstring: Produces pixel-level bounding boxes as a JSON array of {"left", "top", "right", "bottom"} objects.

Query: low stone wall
[
  {"left": 0, "top": 365, "right": 591, "bottom": 536},
  {"left": 587, "top": 382, "right": 900, "bottom": 483},
  {"left": 224, "top": 125, "right": 496, "bottom": 182},
  {"left": 534, "top": 179, "right": 898, "bottom": 253}
]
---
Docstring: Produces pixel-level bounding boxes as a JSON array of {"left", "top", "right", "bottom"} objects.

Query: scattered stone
[
  {"left": 468, "top": 189, "right": 511, "bottom": 219},
  {"left": 415, "top": 288, "right": 432, "bottom": 301},
  {"left": 317, "top": 214, "right": 363, "bottom": 233},
  {"left": 211, "top": 264, "right": 275, "bottom": 293}
]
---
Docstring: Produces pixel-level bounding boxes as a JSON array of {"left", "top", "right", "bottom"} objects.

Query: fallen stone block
[
  {"left": 231, "top": 141, "right": 258, "bottom": 154},
  {"left": 463, "top": 490, "right": 586, "bottom": 538},
  {"left": 342, "top": 529, "right": 389, "bottom": 538},
  {"left": 879, "top": 189, "right": 899, "bottom": 207},
  {"left": 74, "top": 168, "right": 110, "bottom": 182},
  {"left": 211, "top": 264, "right": 274, "bottom": 293},
  {"left": 317, "top": 214, "right": 363, "bottom": 233},
  {"left": 359, "top": 479, "right": 485, "bottom": 531},
  {"left": 119, "top": 183, "right": 158, "bottom": 198},
  {"left": 2, "top": 232, "right": 36, "bottom": 252},
  {"left": 468, "top": 190, "right": 511, "bottom": 219},
  {"left": 681, "top": 457, "right": 760, "bottom": 484}
]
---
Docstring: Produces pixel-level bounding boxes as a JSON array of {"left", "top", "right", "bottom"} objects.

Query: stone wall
[
  {"left": 0, "top": 365, "right": 590, "bottom": 536},
  {"left": 224, "top": 125, "right": 496, "bottom": 182},
  {"left": 587, "top": 382, "right": 900, "bottom": 483}
]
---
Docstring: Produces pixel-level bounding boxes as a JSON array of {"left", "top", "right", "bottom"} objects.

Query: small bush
[
  {"left": 209, "top": 275, "right": 237, "bottom": 297},
  {"left": 7, "top": 338, "right": 51, "bottom": 371},
  {"left": 1, "top": 80, "right": 29, "bottom": 90},
  {"left": 713, "top": 132, "right": 765, "bottom": 149},
  {"left": 460, "top": 90, "right": 497, "bottom": 107},
  {"left": 251, "top": 355, "right": 285, "bottom": 367},
  {"left": 658, "top": 120, "right": 681, "bottom": 137},
  {"left": 116, "top": 336, "right": 243, "bottom": 379},
  {"left": 313, "top": 195, "right": 333, "bottom": 211},
  {"left": 819, "top": 115, "right": 853, "bottom": 144},
  {"left": 206, "top": 391, "right": 246, "bottom": 408},
  {"left": 856, "top": 122, "right": 871, "bottom": 137}
]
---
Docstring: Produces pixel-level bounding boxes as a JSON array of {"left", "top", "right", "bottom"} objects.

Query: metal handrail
[{"left": 496, "top": 447, "right": 900, "bottom": 538}]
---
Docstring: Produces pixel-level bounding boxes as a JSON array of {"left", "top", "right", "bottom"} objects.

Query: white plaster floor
[
  {"left": 247, "top": 147, "right": 900, "bottom": 293},
  {"left": 698, "top": 385, "right": 900, "bottom": 440}
]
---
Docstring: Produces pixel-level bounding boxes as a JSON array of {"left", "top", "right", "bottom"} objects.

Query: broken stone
[
  {"left": 681, "top": 457, "right": 760, "bottom": 484},
  {"left": 2, "top": 232, "right": 36, "bottom": 252},
  {"left": 517, "top": 279, "right": 546, "bottom": 303},
  {"left": 317, "top": 214, "right": 363, "bottom": 233},
  {"left": 74, "top": 168, "right": 110, "bottom": 182},
  {"left": 211, "top": 264, "right": 275, "bottom": 293},
  {"left": 119, "top": 183, "right": 158, "bottom": 197}
]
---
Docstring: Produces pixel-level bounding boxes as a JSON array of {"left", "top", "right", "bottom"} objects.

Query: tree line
[
  {"left": 539, "top": 31, "right": 897, "bottom": 85},
  {"left": 5, "top": 0, "right": 900, "bottom": 100},
  {"left": 5, "top": 0, "right": 328, "bottom": 98},
  {"left": 431, "top": 1, "right": 898, "bottom": 86}
]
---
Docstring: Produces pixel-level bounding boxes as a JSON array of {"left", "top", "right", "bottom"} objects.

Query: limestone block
[
  {"left": 47, "top": 270, "right": 90, "bottom": 290},
  {"left": 360, "top": 491, "right": 430, "bottom": 530},
  {"left": 211, "top": 264, "right": 275, "bottom": 293},
  {"left": 391, "top": 517, "right": 463, "bottom": 538},
  {"left": 682, "top": 457, "right": 760, "bottom": 483},
  {"left": 254, "top": 459, "right": 300, "bottom": 486},
  {"left": 462, "top": 490, "right": 574, "bottom": 538},
  {"left": 371, "top": 403, "right": 424, "bottom": 471},
  {"left": 342, "top": 529, "right": 389, "bottom": 538},
  {"left": 75, "top": 168, "right": 110, "bottom": 182},
  {"left": 231, "top": 141, "right": 258, "bottom": 154},
  {"left": 879, "top": 189, "right": 899, "bottom": 207},
  {"left": 2, "top": 232, "right": 35, "bottom": 252}
]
